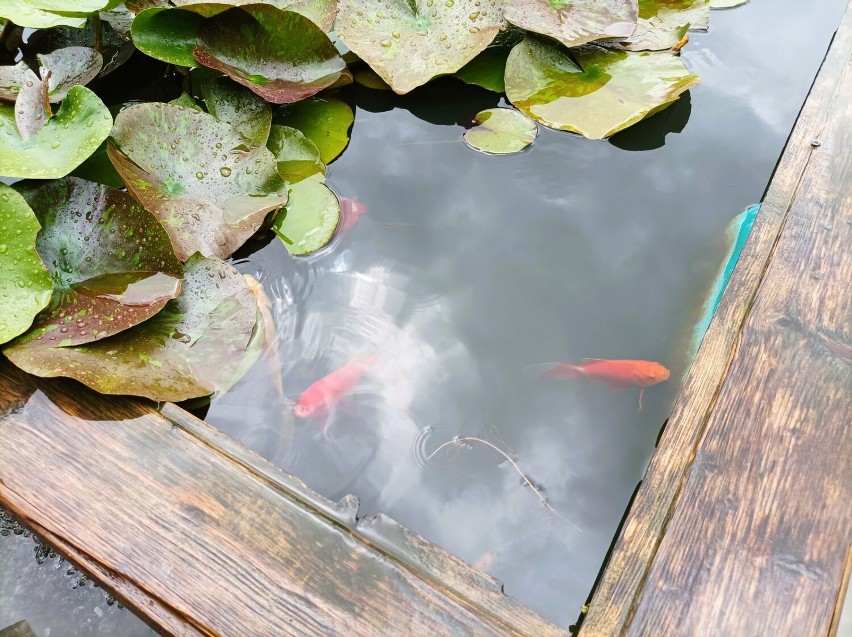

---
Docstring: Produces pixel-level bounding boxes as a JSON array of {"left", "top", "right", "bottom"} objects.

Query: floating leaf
[
  {"left": 5, "top": 255, "right": 263, "bottom": 402},
  {"left": 10, "top": 177, "right": 182, "bottom": 348},
  {"left": 336, "top": 0, "right": 505, "bottom": 94},
  {"left": 170, "top": 0, "right": 338, "bottom": 30},
  {"left": 0, "top": 85, "right": 112, "bottom": 178},
  {"left": 464, "top": 108, "right": 537, "bottom": 155},
  {"left": 0, "top": 185, "right": 52, "bottom": 345},
  {"left": 267, "top": 125, "right": 326, "bottom": 184},
  {"left": 273, "top": 179, "right": 340, "bottom": 255},
  {"left": 169, "top": 92, "right": 203, "bottom": 111},
  {"left": 502, "top": 0, "right": 638, "bottom": 48},
  {"left": 25, "top": 17, "right": 133, "bottom": 77},
  {"left": 0, "top": 1, "right": 88, "bottom": 28},
  {"left": 505, "top": 37, "right": 699, "bottom": 139},
  {"left": 0, "top": 61, "right": 33, "bottom": 102},
  {"left": 108, "top": 102, "right": 289, "bottom": 261},
  {"left": 616, "top": 0, "right": 708, "bottom": 51},
  {"left": 14, "top": 73, "right": 51, "bottom": 139},
  {"left": 130, "top": 7, "right": 207, "bottom": 67},
  {"left": 455, "top": 46, "right": 510, "bottom": 93},
  {"left": 201, "top": 76, "right": 272, "bottom": 147},
  {"left": 353, "top": 66, "right": 392, "bottom": 91},
  {"left": 273, "top": 96, "right": 353, "bottom": 163},
  {"left": 38, "top": 47, "right": 104, "bottom": 101},
  {"left": 70, "top": 140, "right": 125, "bottom": 188},
  {"left": 194, "top": 5, "right": 345, "bottom": 104}
]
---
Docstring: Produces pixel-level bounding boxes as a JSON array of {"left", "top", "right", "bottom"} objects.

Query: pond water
[{"left": 1, "top": 0, "right": 848, "bottom": 633}]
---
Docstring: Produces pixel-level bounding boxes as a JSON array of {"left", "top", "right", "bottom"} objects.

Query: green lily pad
[
  {"left": 169, "top": 92, "right": 203, "bottom": 111},
  {"left": 464, "top": 108, "right": 537, "bottom": 155},
  {"left": 130, "top": 7, "right": 207, "bottom": 68},
  {"left": 13, "top": 177, "right": 182, "bottom": 348},
  {"left": 272, "top": 179, "right": 340, "bottom": 255},
  {"left": 0, "top": 85, "right": 113, "bottom": 178},
  {"left": 617, "top": 0, "right": 709, "bottom": 51},
  {"left": 505, "top": 37, "right": 700, "bottom": 139},
  {"left": 69, "top": 140, "right": 125, "bottom": 188},
  {"left": 0, "top": 185, "right": 52, "bottom": 345},
  {"left": 455, "top": 46, "right": 510, "bottom": 93},
  {"left": 200, "top": 75, "right": 272, "bottom": 148},
  {"left": 502, "top": 0, "right": 638, "bottom": 48},
  {"left": 170, "top": 0, "right": 338, "bottom": 30},
  {"left": 273, "top": 96, "right": 354, "bottom": 163},
  {"left": 336, "top": 0, "right": 505, "bottom": 94},
  {"left": 108, "top": 102, "right": 289, "bottom": 261},
  {"left": 194, "top": 5, "right": 345, "bottom": 104},
  {"left": 5, "top": 254, "right": 263, "bottom": 402},
  {"left": 0, "top": 1, "right": 88, "bottom": 28},
  {"left": 267, "top": 124, "right": 326, "bottom": 184}
]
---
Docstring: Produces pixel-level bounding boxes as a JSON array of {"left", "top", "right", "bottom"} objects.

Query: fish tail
[{"left": 523, "top": 363, "right": 583, "bottom": 380}]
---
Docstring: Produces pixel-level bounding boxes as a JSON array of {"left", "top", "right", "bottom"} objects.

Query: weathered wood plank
[
  {"left": 582, "top": 3, "right": 852, "bottom": 635},
  {"left": 0, "top": 363, "right": 567, "bottom": 637}
]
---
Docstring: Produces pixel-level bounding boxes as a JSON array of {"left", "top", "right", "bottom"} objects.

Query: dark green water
[{"left": 1, "top": 1, "right": 848, "bottom": 633}]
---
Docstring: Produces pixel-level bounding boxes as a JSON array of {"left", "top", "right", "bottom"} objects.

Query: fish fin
[
  {"left": 523, "top": 363, "right": 583, "bottom": 380},
  {"left": 638, "top": 388, "right": 645, "bottom": 411},
  {"left": 339, "top": 399, "right": 360, "bottom": 417}
]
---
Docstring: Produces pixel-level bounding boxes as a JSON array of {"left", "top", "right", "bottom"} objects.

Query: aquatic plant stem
[
  {"left": 92, "top": 14, "right": 102, "bottom": 53},
  {"left": 427, "top": 436, "right": 581, "bottom": 531}
]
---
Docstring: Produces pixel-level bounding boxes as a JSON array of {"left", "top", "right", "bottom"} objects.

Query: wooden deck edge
[{"left": 580, "top": 2, "right": 852, "bottom": 634}]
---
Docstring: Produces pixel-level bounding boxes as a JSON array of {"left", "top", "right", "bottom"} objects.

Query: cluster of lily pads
[{"left": 0, "top": 0, "right": 744, "bottom": 403}]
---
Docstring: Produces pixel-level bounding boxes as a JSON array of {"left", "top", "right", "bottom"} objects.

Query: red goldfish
[
  {"left": 293, "top": 354, "right": 378, "bottom": 431},
  {"left": 529, "top": 359, "right": 670, "bottom": 410},
  {"left": 338, "top": 196, "right": 367, "bottom": 234}
]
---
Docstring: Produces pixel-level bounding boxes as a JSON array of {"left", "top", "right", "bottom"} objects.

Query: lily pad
[
  {"left": 505, "top": 37, "right": 700, "bottom": 139},
  {"left": 354, "top": 66, "right": 392, "bottom": 91},
  {"left": 617, "top": 0, "right": 709, "bottom": 51},
  {"left": 502, "top": 0, "right": 638, "bottom": 49},
  {"left": 0, "top": 85, "right": 113, "bottom": 178},
  {"left": 200, "top": 76, "right": 272, "bottom": 148},
  {"left": 169, "top": 92, "right": 203, "bottom": 111},
  {"left": 267, "top": 124, "right": 326, "bottom": 184},
  {"left": 464, "top": 108, "right": 537, "bottom": 155},
  {"left": 0, "top": 1, "right": 88, "bottom": 28},
  {"left": 170, "top": 0, "right": 338, "bottom": 30},
  {"left": 455, "top": 46, "right": 511, "bottom": 93},
  {"left": 5, "top": 255, "right": 264, "bottom": 402},
  {"left": 14, "top": 73, "right": 51, "bottom": 139},
  {"left": 336, "top": 0, "right": 505, "bottom": 94},
  {"left": 272, "top": 179, "right": 340, "bottom": 255},
  {"left": 108, "top": 102, "right": 289, "bottom": 261},
  {"left": 11, "top": 177, "right": 182, "bottom": 348},
  {"left": 0, "top": 47, "right": 103, "bottom": 103},
  {"left": 273, "top": 96, "right": 354, "bottom": 163},
  {"left": 194, "top": 5, "right": 345, "bottom": 104},
  {"left": 0, "top": 62, "right": 34, "bottom": 102},
  {"left": 0, "top": 185, "right": 52, "bottom": 345},
  {"left": 130, "top": 7, "right": 207, "bottom": 68}
]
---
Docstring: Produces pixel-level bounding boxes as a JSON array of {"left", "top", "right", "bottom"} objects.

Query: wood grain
[
  {"left": 0, "top": 364, "right": 566, "bottom": 637},
  {"left": 582, "top": 3, "right": 852, "bottom": 635}
]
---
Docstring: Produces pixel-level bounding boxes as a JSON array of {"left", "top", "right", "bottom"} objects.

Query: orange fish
[
  {"left": 338, "top": 196, "right": 367, "bottom": 234},
  {"left": 293, "top": 354, "right": 378, "bottom": 432},
  {"left": 528, "top": 359, "right": 670, "bottom": 410}
]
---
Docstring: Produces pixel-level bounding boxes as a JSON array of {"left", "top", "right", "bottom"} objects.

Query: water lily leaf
[
  {"left": 194, "top": 5, "right": 345, "bottom": 104},
  {"left": 200, "top": 75, "right": 272, "bottom": 148},
  {"left": 108, "top": 102, "right": 289, "bottom": 261},
  {"left": 502, "top": 0, "right": 638, "bottom": 49},
  {"left": 37, "top": 47, "right": 104, "bottom": 101},
  {"left": 5, "top": 254, "right": 263, "bottom": 402},
  {"left": 710, "top": 0, "right": 747, "bottom": 7},
  {"left": 455, "top": 46, "right": 510, "bottom": 93},
  {"left": 336, "top": 0, "right": 505, "bottom": 94},
  {"left": 130, "top": 7, "right": 207, "bottom": 67},
  {"left": 464, "top": 108, "right": 537, "bottom": 155},
  {"left": 70, "top": 140, "right": 125, "bottom": 188},
  {"left": 24, "top": 17, "right": 134, "bottom": 77},
  {"left": 0, "top": 185, "right": 52, "bottom": 345},
  {"left": 0, "top": 62, "right": 33, "bottom": 102},
  {"left": 169, "top": 92, "right": 203, "bottom": 111},
  {"left": 12, "top": 178, "right": 181, "bottom": 348},
  {"left": 267, "top": 124, "right": 326, "bottom": 184},
  {"left": 616, "top": 0, "right": 708, "bottom": 51},
  {"left": 353, "top": 65, "right": 393, "bottom": 91},
  {"left": 0, "top": 85, "right": 112, "bottom": 178},
  {"left": 171, "top": 0, "right": 338, "bottom": 30},
  {"left": 273, "top": 96, "right": 353, "bottom": 163},
  {"left": 505, "top": 37, "right": 700, "bottom": 139},
  {"left": 272, "top": 179, "right": 339, "bottom": 255},
  {"left": 0, "top": 2, "right": 88, "bottom": 28},
  {"left": 14, "top": 73, "right": 51, "bottom": 139}
]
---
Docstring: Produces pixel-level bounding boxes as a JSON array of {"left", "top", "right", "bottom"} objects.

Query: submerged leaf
[
  {"left": 0, "top": 85, "right": 112, "bottom": 178},
  {"left": 5, "top": 255, "right": 263, "bottom": 402},
  {"left": 505, "top": 37, "right": 699, "bottom": 139},
  {"left": 13, "top": 178, "right": 181, "bottom": 348},
  {"left": 502, "top": 0, "right": 638, "bottom": 48},
  {"left": 455, "top": 46, "right": 511, "bottom": 93},
  {"left": 200, "top": 75, "right": 272, "bottom": 147},
  {"left": 194, "top": 5, "right": 345, "bottom": 104},
  {"left": 273, "top": 96, "right": 354, "bottom": 163},
  {"left": 267, "top": 124, "right": 326, "bottom": 184},
  {"left": 0, "top": 185, "right": 52, "bottom": 345},
  {"left": 616, "top": 0, "right": 709, "bottom": 51},
  {"left": 464, "top": 108, "right": 537, "bottom": 155},
  {"left": 273, "top": 179, "right": 340, "bottom": 255},
  {"left": 108, "top": 102, "right": 288, "bottom": 261},
  {"left": 336, "top": 0, "right": 505, "bottom": 94}
]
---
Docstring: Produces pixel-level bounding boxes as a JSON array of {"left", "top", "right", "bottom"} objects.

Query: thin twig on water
[{"left": 427, "top": 436, "right": 581, "bottom": 531}]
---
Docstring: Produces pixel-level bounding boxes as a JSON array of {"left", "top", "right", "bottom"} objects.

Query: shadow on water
[{"left": 609, "top": 92, "right": 693, "bottom": 152}]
